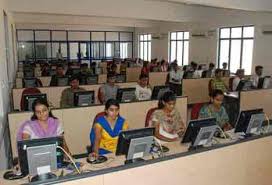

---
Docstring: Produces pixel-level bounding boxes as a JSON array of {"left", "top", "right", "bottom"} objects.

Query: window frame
[{"left": 138, "top": 33, "right": 152, "bottom": 61}]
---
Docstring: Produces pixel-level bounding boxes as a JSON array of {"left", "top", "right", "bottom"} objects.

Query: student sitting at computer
[
  {"left": 99, "top": 73, "right": 119, "bottom": 104},
  {"left": 232, "top": 69, "right": 245, "bottom": 91},
  {"left": 17, "top": 98, "right": 64, "bottom": 140},
  {"left": 135, "top": 74, "right": 152, "bottom": 101},
  {"left": 251, "top": 65, "right": 263, "bottom": 88},
  {"left": 49, "top": 64, "right": 65, "bottom": 86},
  {"left": 149, "top": 91, "right": 186, "bottom": 142},
  {"left": 199, "top": 89, "right": 232, "bottom": 131},
  {"left": 41, "top": 63, "right": 50, "bottom": 76},
  {"left": 160, "top": 59, "right": 168, "bottom": 72},
  {"left": 168, "top": 63, "right": 183, "bottom": 96},
  {"left": 60, "top": 75, "right": 86, "bottom": 108},
  {"left": 141, "top": 61, "right": 150, "bottom": 76},
  {"left": 89, "top": 99, "right": 129, "bottom": 156},
  {"left": 210, "top": 69, "right": 228, "bottom": 93}
]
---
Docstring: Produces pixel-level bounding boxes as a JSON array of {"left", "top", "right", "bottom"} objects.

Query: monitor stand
[
  {"left": 30, "top": 173, "right": 57, "bottom": 182},
  {"left": 125, "top": 158, "right": 145, "bottom": 165}
]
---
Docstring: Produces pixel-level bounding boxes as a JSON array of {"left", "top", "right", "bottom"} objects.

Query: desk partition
[
  {"left": 8, "top": 97, "right": 188, "bottom": 157},
  {"left": 149, "top": 72, "right": 168, "bottom": 87},
  {"left": 59, "top": 135, "right": 272, "bottom": 185},
  {"left": 126, "top": 67, "right": 142, "bottom": 82},
  {"left": 182, "top": 77, "right": 229, "bottom": 104},
  {"left": 240, "top": 89, "right": 272, "bottom": 119},
  {"left": 12, "top": 82, "right": 137, "bottom": 110}
]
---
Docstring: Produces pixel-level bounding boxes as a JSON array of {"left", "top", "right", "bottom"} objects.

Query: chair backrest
[
  {"left": 208, "top": 79, "right": 213, "bottom": 96},
  {"left": 145, "top": 107, "right": 158, "bottom": 127},
  {"left": 98, "top": 86, "right": 103, "bottom": 104},
  {"left": 191, "top": 103, "right": 204, "bottom": 120},
  {"left": 20, "top": 88, "right": 41, "bottom": 110},
  {"left": 229, "top": 77, "right": 235, "bottom": 91}
]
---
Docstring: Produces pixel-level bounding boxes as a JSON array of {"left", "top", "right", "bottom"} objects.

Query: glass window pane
[
  {"left": 243, "top": 27, "right": 255, "bottom": 38},
  {"left": 106, "top": 32, "right": 118, "bottom": 41},
  {"left": 52, "top": 42, "right": 67, "bottom": 59},
  {"left": 114, "top": 42, "right": 120, "bottom": 58},
  {"left": 219, "top": 40, "right": 230, "bottom": 68},
  {"left": 148, "top": 34, "right": 151, "bottom": 41},
  {"left": 177, "top": 41, "right": 183, "bottom": 66},
  {"left": 171, "top": 32, "right": 177, "bottom": 40},
  {"left": 120, "top": 32, "right": 133, "bottom": 41},
  {"left": 92, "top": 32, "right": 105, "bottom": 41},
  {"left": 52, "top": 31, "right": 66, "bottom": 41},
  {"left": 148, "top": 42, "right": 151, "bottom": 61},
  {"left": 106, "top": 42, "right": 114, "bottom": 58},
  {"left": 177, "top": 32, "right": 183, "bottom": 40},
  {"left": 171, "top": 41, "right": 176, "bottom": 62},
  {"left": 231, "top": 27, "right": 242, "bottom": 38},
  {"left": 35, "top": 42, "right": 51, "bottom": 59},
  {"left": 140, "top": 35, "right": 144, "bottom": 41},
  {"left": 127, "top": 42, "right": 133, "bottom": 58},
  {"left": 230, "top": 40, "right": 241, "bottom": 73},
  {"left": 91, "top": 42, "right": 100, "bottom": 58},
  {"left": 184, "top": 32, "right": 190, "bottom": 40},
  {"left": 18, "top": 42, "right": 34, "bottom": 61},
  {"left": 69, "top": 31, "right": 90, "bottom": 41},
  {"left": 220, "top": 28, "right": 230, "bottom": 38},
  {"left": 99, "top": 42, "right": 105, "bottom": 58},
  {"left": 183, "top": 41, "right": 189, "bottom": 65},
  {"left": 120, "top": 43, "right": 127, "bottom": 59},
  {"left": 17, "top": 30, "right": 34, "bottom": 41},
  {"left": 140, "top": 42, "right": 143, "bottom": 59},
  {"left": 144, "top": 42, "right": 147, "bottom": 60},
  {"left": 80, "top": 43, "right": 90, "bottom": 59},
  {"left": 35, "top": 31, "right": 50, "bottom": 41},
  {"left": 144, "top": 35, "right": 148, "bottom": 41},
  {"left": 69, "top": 43, "right": 79, "bottom": 59},
  {"left": 242, "top": 40, "right": 254, "bottom": 75}
]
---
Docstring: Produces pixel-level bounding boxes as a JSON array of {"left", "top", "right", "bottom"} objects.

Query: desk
[
  {"left": 1, "top": 134, "right": 271, "bottom": 185},
  {"left": 8, "top": 97, "right": 188, "bottom": 157}
]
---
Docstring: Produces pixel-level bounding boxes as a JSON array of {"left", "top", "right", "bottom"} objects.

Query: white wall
[{"left": 0, "top": 0, "right": 17, "bottom": 170}]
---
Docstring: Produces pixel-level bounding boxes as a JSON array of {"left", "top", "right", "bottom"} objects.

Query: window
[
  {"left": 169, "top": 31, "right": 189, "bottom": 66},
  {"left": 139, "top": 34, "right": 151, "bottom": 61},
  {"left": 120, "top": 43, "right": 128, "bottom": 59},
  {"left": 218, "top": 26, "right": 254, "bottom": 75}
]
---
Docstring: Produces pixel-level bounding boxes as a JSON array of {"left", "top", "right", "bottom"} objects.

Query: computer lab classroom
[{"left": 0, "top": 0, "right": 272, "bottom": 185}]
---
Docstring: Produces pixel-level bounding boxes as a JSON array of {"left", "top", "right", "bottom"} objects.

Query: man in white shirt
[
  {"left": 168, "top": 63, "right": 183, "bottom": 96},
  {"left": 135, "top": 74, "right": 152, "bottom": 101},
  {"left": 232, "top": 69, "right": 245, "bottom": 91},
  {"left": 251, "top": 65, "right": 263, "bottom": 88}
]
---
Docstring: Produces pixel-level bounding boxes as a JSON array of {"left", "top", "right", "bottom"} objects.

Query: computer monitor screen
[
  {"left": 151, "top": 86, "right": 170, "bottom": 100},
  {"left": 74, "top": 91, "right": 95, "bottom": 107},
  {"left": 57, "top": 77, "right": 69, "bottom": 86},
  {"left": 182, "top": 118, "right": 217, "bottom": 147},
  {"left": 23, "top": 94, "right": 47, "bottom": 111},
  {"left": 84, "top": 75, "right": 98, "bottom": 85},
  {"left": 17, "top": 137, "right": 63, "bottom": 176},
  {"left": 116, "top": 127, "right": 155, "bottom": 163},
  {"left": 116, "top": 88, "right": 136, "bottom": 103},
  {"left": 201, "top": 70, "right": 212, "bottom": 78},
  {"left": 115, "top": 75, "right": 126, "bottom": 83},
  {"left": 235, "top": 109, "right": 264, "bottom": 135},
  {"left": 23, "top": 78, "right": 37, "bottom": 88},
  {"left": 236, "top": 80, "right": 252, "bottom": 91},
  {"left": 258, "top": 76, "right": 271, "bottom": 89}
]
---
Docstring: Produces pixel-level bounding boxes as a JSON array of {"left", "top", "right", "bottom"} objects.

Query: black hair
[
  {"left": 69, "top": 75, "right": 80, "bottom": 82},
  {"left": 255, "top": 65, "right": 263, "bottom": 72},
  {"left": 209, "top": 63, "right": 215, "bottom": 68},
  {"left": 210, "top": 89, "right": 224, "bottom": 99},
  {"left": 139, "top": 73, "right": 149, "bottom": 80},
  {"left": 158, "top": 91, "right": 176, "bottom": 109},
  {"left": 56, "top": 64, "right": 64, "bottom": 69},
  {"left": 215, "top": 68, "right": 222, "bottom": 74},
  {"left": 31, "top": 98, "right": 57, "bottom": 120},
  {"left": 107, "top": 72, "right": 116, "bottom": 79},
  {"left": 105, "top": 99, "right": 120, "bottom": 110}
]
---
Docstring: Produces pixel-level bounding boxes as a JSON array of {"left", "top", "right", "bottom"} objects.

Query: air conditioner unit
[
  {"left": 191, "top": 31, "right": 207, "bottom": 38},
  {"left": 151, "top": 33, "right": 167, "bottom": 40},
  {"left": 262, "top": 25, "right": 272, "bottom": 35}
]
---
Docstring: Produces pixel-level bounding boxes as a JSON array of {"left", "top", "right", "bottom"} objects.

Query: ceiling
[{"left": 149, "top": 0, "right": 272, "bottom": 12}]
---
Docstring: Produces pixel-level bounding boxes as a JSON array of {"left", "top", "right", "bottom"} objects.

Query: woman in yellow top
[{"left": 90, "top": 99, "right": 129, "bottom": 157}]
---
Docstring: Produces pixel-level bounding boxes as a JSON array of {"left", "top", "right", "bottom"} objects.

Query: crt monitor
[
  {"left": 116, "top": 127, "right": 155, "bottom": 164},
  {"left": 57, "top": 76, "right": 69, "bottom": 86},
  {"left": 17, "top": 137, "right": 64, "bottom": 177},
  {"left": 258, "top": 76, "right": 271, "bottom": 89},
  {"left": 23, "top": 94, "right": 47, "bottom": 111},
  {"left": 115, "top": 74, "right": 126, "bottom": 83},
  {"left": 74, "top": 91, "right": 95, "bottom": 107},
  {"left": 236, "top": 80, "right": 252, "bottom": 91},
  {"left": 24, "top": 70, "right": 34, "bottom": 78},
  {"left": 235, "top": 109, "right": 264, "bottom": 135},
  {"left": 23, "top": 78, "right": 37, "bottom": 88},
  {"left": 116, "top": 88, "right": 136, "bottom": 103},
  {"left": 151, "top": 85, "right": 170, "bottom": 100},
  {"left": 82, "top": 75, "right": 98, "bottom": 85},
  {"left": 182, "top": 118, "right": 217, "bottom": 148}
]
